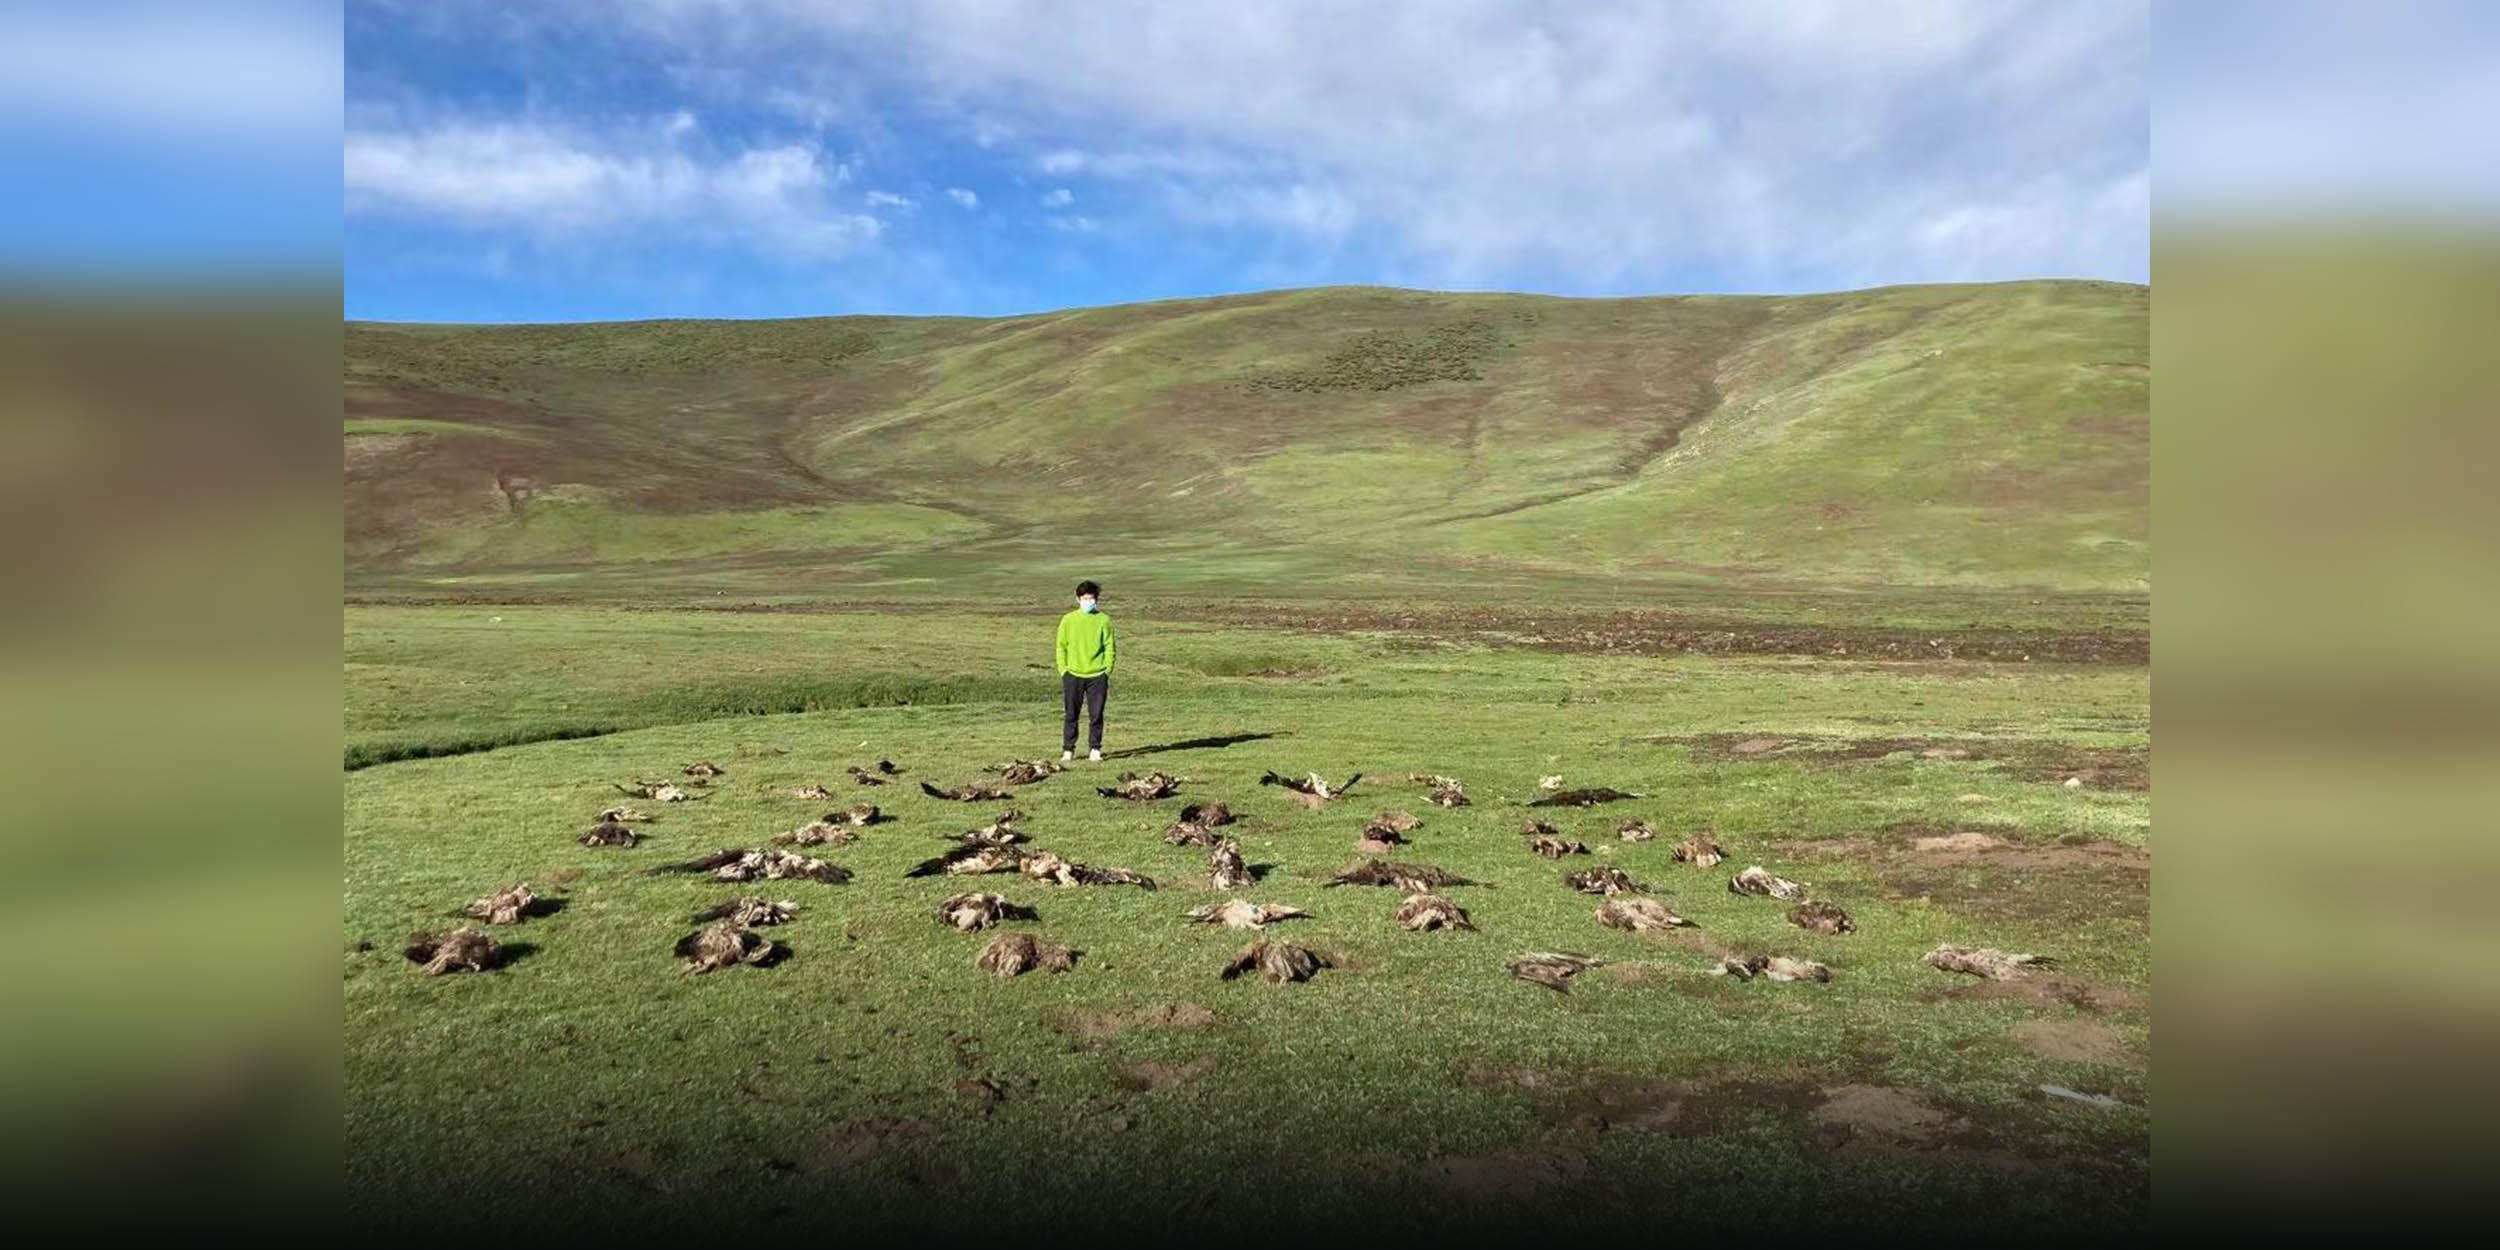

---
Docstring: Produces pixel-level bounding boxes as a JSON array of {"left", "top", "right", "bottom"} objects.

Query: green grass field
[{"left": 344, "top": 604, "right": 2149, "bottom": 1233}]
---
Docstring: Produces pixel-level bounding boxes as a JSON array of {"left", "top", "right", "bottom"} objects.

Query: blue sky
[{"left": 342, "top": 0, "right": 2147, "bottom": 322}]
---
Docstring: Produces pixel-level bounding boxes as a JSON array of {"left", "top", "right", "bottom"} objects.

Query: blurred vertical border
[
  {"left": 0, "top": 0, "right": 342, "bottom": 1228},
  {"left": 2158, "top": 0, "right": 2500, "bottom": 1231}
]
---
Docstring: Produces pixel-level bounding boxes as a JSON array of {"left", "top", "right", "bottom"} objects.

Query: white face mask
[{"left": 1077, "top": 597, "right": 1097, "bottom": 612}]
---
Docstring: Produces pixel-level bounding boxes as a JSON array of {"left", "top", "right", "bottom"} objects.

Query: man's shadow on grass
[{"left": 1102, "top": 731, "right": 1284, "bottom": 761}]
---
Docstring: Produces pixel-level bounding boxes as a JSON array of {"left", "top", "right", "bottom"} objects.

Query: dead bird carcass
[
  {"left": 1261, "top": 769, "right": 1360, "bottom": 809},
  {"left": 906, "top": 843, "right": 1025, "bottom": 878},
  {"left": 776, "top": 820, "right": 860, "bottom": 848},
  {"left": 1209, "top": 838, "right": 1255, "bottom": 891},
  {"left": 403, "top": 927, "right": 502, "bottom": 975},
  {"left": 922, "top": 779, "right": 1016, "bottom": 803},
  {"left": 614, "top": 780, "right": 707, "bottom": 803},
  {"left": 1728, "top": 866, "right": 1807, "bottom": 901},
  {"left": 976, "top": 932, "right": 1074, "bottom": 978},
  {"left": 935, "top": 892, "right": 1035, "bottom": 932},
  {"left": 1506, "top": 952, "right": 1602, "bottom": 992},
  {"left": 1409, "top": 774, "right": 1470, "bottom": 807},
  {"left": 1164, "top": 818, "right": 1224, "bottom": 847},
  {"left": 1673, "top": 834, "right": 1726, "bottom": 867},
  {"left": 1019, "top": 850, "right": 1156, "bottom": 889},
  {"left": 1527, "top": 834, "right": 1589, "bottom": 859},
  {"left": 1097, "top": 771, "right": 1185, "bottom": 801},
  {"left": 1222, "top": 940, "right": 1327, "bottom": 984},
  {"left": 1712, "top": 954, "right": 1832, "bottom": 983},
  {"left": 1596, "top": 896, "right": 1691, "bottom": 932},
  {"left": 1184, "top": 899, "right": 1308, "bottom": 930},
  {"left": 461, "top": 882, "right": 541, "bottom": 925},
  {"left": 661, "top": 848, "right": 852, "bottom": 884},
  {"left": 1355, "top": 814, "right": 1415, "bottom": 854},
  {"left": 1328, "top": 860, "right": 1475, "bottom": 891},
  {"left": 1924, "top": 945, "right": 2052, "bottom": 981},
  {"left": 1565, "top": 866, "right": 1649, "bottom": 896},
  {"left": 693, "top": 896, "right": 798, "bottom": 926},
  {"left": 1787, "top": 899, "right": 1856, "bottom": 935},
  {"left": 847, "top": 760, "right": 904, "bottom": 786},
  {"left": 1395, "top": 892, "right": 1474, "bottom": 932},
  {"left": 578, "top": 820, "right": 642, "bottom": 847},
  {"left": 675, "top": 922, "right": 777, "bottom": 974},
  {"left": 985, "top": 758, "right": 1064, "bottom": 785},
  {"left": 954, "top": 811, "right": 1028, "bottom": 846}
]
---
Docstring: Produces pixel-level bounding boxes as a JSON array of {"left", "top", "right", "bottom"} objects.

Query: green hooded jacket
[{"left": 1056, "top": 608, "right": 1116, "bottom": 677}]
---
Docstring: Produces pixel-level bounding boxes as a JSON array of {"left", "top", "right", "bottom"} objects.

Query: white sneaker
[
  {"left": 1087, "top": 749, "right": 1102, "bottom": 762},
  {"left": 1061, "top": 750, "right": 1074, "bottom": 762}
]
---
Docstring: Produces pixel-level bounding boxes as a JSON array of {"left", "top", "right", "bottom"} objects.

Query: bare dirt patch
[
  {"left": 1112, "top": 1056, "right": 1218, "bottom": 1092},
  {"left": 1917, "top": 977, "right": 2145, "bottom": 1013},
  {"left": 1781, "top": 828, "right": 2148, "bottom": 928},
  {"left": 1456, "top": 1060, "right": 1553, "bottom": 1090},
  {"left": 1049, "top": 1002, "right": 1218, "bottom": 1041},
  {"left": 806, "top": 1115, "right": 936, "bottom": 1171},
  {"left": 1421, "top": 1143, "right": 1590, "bottom": 1199},
  {"left": 1661, "top": 734, "right": 2149, "bottom": 791},
  {"left": 2010, "top": 1019, "right": 2137, "bottom": 1067},
  {"left": 1553, "top": 1079, "right": 1693, "bottom": 1133},
  {"left": 1532, "top": 1073, "right": 1824, "bottom": 1139},
  {"left": 1912, "top": 830, "right": 2004, "bottom": 852},
  {"left": 1804, "top": 1084, "right": 2051, "bottom": 1174},
  {"left": 1811, "top": 1083, "right": 1959, "bottom": 1146}
]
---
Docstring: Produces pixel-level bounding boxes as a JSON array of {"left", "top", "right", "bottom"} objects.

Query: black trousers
[{"left": 1061, "top": 672, "right": 1108, "bottom": 752}]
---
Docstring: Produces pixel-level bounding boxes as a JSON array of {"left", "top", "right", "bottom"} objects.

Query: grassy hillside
[{"left": 345, "top": 281, "right": 2147, "bottom": 601}]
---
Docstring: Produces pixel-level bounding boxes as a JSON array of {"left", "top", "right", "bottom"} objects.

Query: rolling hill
[{"left": 344, "top": 280, "right": 2147, "bottom": 605}]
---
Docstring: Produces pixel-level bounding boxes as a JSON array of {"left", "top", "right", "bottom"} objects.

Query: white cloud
[
  {"left": 866, "top": 190, "right": 916, "bottom": 210},
  {"left": 945, "top": 187, "right": 979, "bottom": 208},
  {"left": 589, "top": 0, "right": 2144, "bottom": 289},
  {"left": 1048, "top": 215, "right": 1099, "bottom": 233},
  {"left": 344, "top": 115, "right": 880, "bottom": 260},
  {"left": 1041, "top": 187, "right": 1074, "bottom": 207},
  {"left": 1150, "top": 179, "right": 1359, "bottom": 251}
]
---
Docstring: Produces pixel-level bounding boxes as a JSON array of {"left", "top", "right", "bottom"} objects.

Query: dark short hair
[{"left": 1075, "top": 580, "right": 1101, "bottom": 597}]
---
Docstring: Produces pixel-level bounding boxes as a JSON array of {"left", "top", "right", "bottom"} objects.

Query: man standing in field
[{"left": 1057, "top": 580, "right": 1116, "bottom": 762}]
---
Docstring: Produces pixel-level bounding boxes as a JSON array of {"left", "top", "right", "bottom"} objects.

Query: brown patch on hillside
[{"left": 344, "top": 389, "right": 568, "bottom": 554}]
